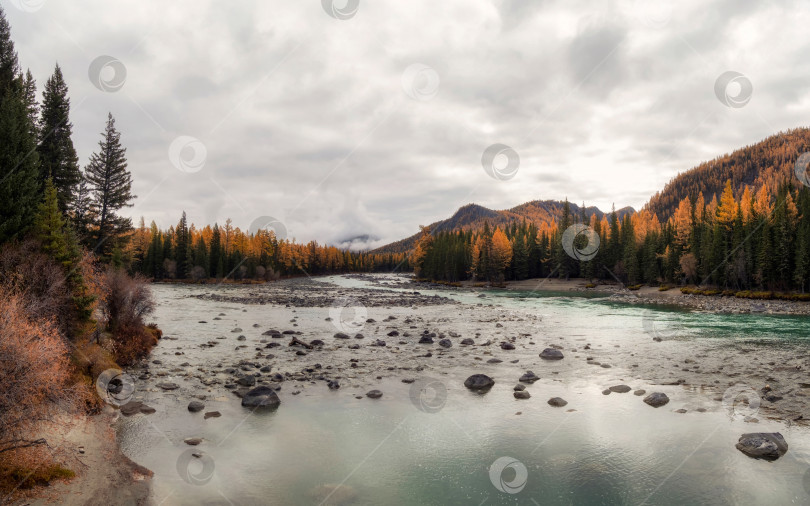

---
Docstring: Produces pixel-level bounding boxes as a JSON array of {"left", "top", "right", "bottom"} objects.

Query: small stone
[
  {"left": 366, "top": 390, "right": 383, "bottom": 399},
  {"left": 539, "top": 348, "right": 564, "bottom": 360},
  {"left": 464, "top": 374, "right": 494, "bottom": 391},
  {"left": 634, "top": 389, "right": 646, "bottom": 396},
  {"left": 609, "top": 385, "right": 632, "bottom": 393},
  {"left": 188, "top": 401, "right": 205, "bottom": 413},
  {"left": 204, "top": 411, "right": 221, "bottom": 419},
  {"left": 514, "top": 391, "right": 531, "bottom": 399},
  {"left": 184, "top": 438, "right": 203, "bottom": 446},
  {"left": 643, "top": 392, "right": 670, "bottom": 408},
  {"left": 548, "top": 397, "right": 568, "bottom": 407}
]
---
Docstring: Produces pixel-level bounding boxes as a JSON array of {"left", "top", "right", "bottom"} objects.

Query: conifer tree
[
  {"left": 0, "top": 7, "right": 39, "bottom": 242},
  {"left": 85, "top": 113, "right": 135, "bottom": 253},
  {"left": 37, "top": 64, "right": 80, "bottom": 212}
]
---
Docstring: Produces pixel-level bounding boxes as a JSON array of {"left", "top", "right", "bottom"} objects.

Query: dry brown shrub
[
  {"left": 98, "top": 268, "right": 157, "bottom": 365},
  {"left": 0, "top": 240, "right": 72, "bottom": 335},
  {"left": 0, "top": 296, "right": 74, "bottom": 456}
]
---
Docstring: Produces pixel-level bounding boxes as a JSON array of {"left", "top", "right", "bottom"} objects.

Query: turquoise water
[{"left": 118, "top": 277, "right": 810, "bottom": 505}]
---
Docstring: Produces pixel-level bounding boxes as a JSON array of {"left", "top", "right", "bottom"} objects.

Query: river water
[{"left": 117, "top": 275, "right": 810, "bottom": 505}]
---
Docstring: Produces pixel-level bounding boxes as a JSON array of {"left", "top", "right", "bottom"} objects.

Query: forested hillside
[
  {"left": 409, "top": 131, "right": 810, "bottom": 294},
  {"left": 646, "top": 128, "right": 810, "bottom": 221}
]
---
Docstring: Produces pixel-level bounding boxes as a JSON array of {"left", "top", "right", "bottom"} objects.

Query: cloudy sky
[{"left": 7, "top": 0, "right": 810, "bottom": 248}]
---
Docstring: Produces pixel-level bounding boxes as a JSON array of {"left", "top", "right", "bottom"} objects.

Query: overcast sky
[{"left": 7, "top": 0, "right": 810, "bottom": 248}]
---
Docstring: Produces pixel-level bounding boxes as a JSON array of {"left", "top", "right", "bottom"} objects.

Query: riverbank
[
  {"left": 417, "top": 277, "right": 810, "bottom": 316},
  {"left": 13, "top": 408, "right": 151, "bottom": 506}
]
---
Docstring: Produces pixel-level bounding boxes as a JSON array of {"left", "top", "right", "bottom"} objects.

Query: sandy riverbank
[{"left": 16, "top": 407, "right": 152, "bottom": 506}]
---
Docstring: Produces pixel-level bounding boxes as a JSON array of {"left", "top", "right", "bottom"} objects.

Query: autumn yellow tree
[
  {"left": 410, "top": 226, "right": 433, "bottom": 278},
  {"left": 491, "top": 227, "right": 512, "bottom": 278},
  {"left": 715, "top": 180, "right": 738, "bottom": 228},
  {"left": 672, "top": 197, "right": 692, "bottom": 249}
]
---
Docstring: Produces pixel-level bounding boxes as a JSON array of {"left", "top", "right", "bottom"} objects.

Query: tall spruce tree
[
  {"left": 85, "top": 113, "right": 135, "bottom": 254},
  {"left": 22, "top": 68, "right": 37, "bottom": 138},
  {"left": 37, "top": 64, "right": 80, "bottom": 213},
  {"left": 0, "top": 7, "right": 39, "bottom": 242}
]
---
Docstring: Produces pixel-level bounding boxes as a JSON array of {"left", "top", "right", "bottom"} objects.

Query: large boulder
[
  {"left": 464, "top": 374, "right": 495, "bottom": 391},
  {"left": 735, "top": 433, "right": 788, "bottom": 460},
  {"left": 539, "top": 348, "right": 564, "bottom": 360},
  {"left": 241, "top": 386, "right": 281, "bottom": 409},
  {"left": 643, "top": 392, "right": 670, "bottom": 408}
]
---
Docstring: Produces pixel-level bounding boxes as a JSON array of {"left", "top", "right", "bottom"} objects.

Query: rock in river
[
  {"left": 609, "top": 385, "right": 632, "bottom": 393},
  {"left": 539, "top": 348, "right": 564, "bottom": 360},
  {"left": 188, "top": 401, "right": 205, "bottom": 413},
  {"left": 366, "top": 390, "right": 383, "bottom": 399},
  {"left": 464, "top": 374, "right": 494, "bottom": 391},
  {"left": 514, "top": 390, "right": 531, "bottom": 399},
  {"left": 204, "top": 411, "right": 221, "bottom": 420},
  {"left": 461, "top": 338, "right": 475, "bottom": 345},
  {"left": 438, "top": 339, "right": 452, "bottom": 348},
  {"left": 236, "top": 375, "right": 256, "bottom": 387},
  {"left": 548, "top": 397, "right": 568, "bottom": 407},
  {"left": 156, "top": 382, "right": 180, "bottom": 391},
  {"left": 643, "top": 392, "right": 670, "bottom": 408},
  {"left": 241, "top": 386, "right": 281, "bottom": 409},
  {"left": 519, "top": 371, "right": 540, "bottom": 384},
  {"left": 735, "top": 432, "right": 788, "bottom": 460}
]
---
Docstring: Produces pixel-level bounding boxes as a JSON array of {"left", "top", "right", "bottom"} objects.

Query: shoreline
[
  {"left": 17, "top": 408, "right": 152, "bottom": 506},
  {"left": 407, "top": 276, "right": 810, "bottom": 316}
]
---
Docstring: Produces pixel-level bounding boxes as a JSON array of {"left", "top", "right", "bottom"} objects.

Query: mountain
[
  {"left": 372, "top": 200, "right": 634, "bottom": 254},
  {"left": 645, "top": 127, "right": 810, "bottom": 221}
]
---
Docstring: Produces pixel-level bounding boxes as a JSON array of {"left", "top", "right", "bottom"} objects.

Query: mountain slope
[
  {"left": 372, "top": 200, "right": 634, "bottom": 254},
  {"left": 645, "top": 127, "right": 810, "bottom": 221}
]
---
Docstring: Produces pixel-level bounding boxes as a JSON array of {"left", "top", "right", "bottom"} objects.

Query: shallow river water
[{"left": 118, "top": 275, "right": 810, "bottom": 505}]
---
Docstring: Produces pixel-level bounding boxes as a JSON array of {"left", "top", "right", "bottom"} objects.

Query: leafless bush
[
  {"left": 0, "top": 240, "right": 72, "bottom": 334},
  {"left": 100, "top": 268, "right": 155, "bottom": 332},
  {"left": 0, "top": 296, "right": 73, "bottom": 456}
]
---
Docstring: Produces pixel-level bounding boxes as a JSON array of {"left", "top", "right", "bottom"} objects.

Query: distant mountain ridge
[{"left": 372, "top": 200, "right": 634, "bottom": 254}]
